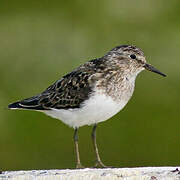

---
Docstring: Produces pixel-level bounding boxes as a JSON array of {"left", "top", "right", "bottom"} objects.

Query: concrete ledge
[{"left": 0, "top": 167, "right": 180, "bottom": 180}]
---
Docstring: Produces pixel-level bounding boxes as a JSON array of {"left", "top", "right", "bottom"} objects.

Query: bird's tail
[{"left": 8, "top": 95, "right": 44, "bottom": 110}]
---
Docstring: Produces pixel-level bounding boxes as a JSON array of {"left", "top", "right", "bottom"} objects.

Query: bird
[{"left": 8, "top": 45, "right": 166, "bottom": 168}]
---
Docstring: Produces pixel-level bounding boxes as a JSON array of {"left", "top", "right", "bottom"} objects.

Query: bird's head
[{"left": 105, "top": 45, "right": 166, "bottom": 77}]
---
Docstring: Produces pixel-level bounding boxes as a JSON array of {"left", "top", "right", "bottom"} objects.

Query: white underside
[{"left": 44, "top": 93, "right": 128, "bottom": 128}]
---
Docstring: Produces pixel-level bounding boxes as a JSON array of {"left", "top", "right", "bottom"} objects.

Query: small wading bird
[{"left": 8, "top": 45, "right": 166, "bottom": 168}]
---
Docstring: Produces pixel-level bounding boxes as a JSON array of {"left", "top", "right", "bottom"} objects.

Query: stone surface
[{"left": 0, "top": 167, "right": 180, "bottom": 180}]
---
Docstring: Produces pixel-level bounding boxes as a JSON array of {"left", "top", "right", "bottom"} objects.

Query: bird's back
[{"left": 8, "top": 58, "right": 107, "bottom": 111}]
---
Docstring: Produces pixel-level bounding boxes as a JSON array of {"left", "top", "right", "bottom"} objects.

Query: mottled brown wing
[
  {"left": 38, "top": 70, "right": 93, "bottom": 110},
  {"left": 8, "top": 58, "right": 104, "bottom": 110},
  {"left": 8, "top": 70, "right": 93, "bottom": 110}
]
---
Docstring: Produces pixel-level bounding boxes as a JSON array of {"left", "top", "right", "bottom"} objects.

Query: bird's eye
[{"left": 130, "top": 54, "right": 136, "bottom": 59}]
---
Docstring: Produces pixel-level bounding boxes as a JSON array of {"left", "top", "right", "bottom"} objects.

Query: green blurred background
[{"left": 0, "top": 0, "right": 179, "bottom": 170}]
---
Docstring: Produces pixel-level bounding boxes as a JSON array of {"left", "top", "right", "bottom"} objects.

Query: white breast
[{"left": 43, "top": 92, "right": 129, "bottom": 128}]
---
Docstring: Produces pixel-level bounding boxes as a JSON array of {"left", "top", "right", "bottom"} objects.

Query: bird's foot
[
  {"left": 93, "top": 160, "right": 109, "bottom": 168},
  {"left": 76, "top": 163, "right": 85, "bottom": 169}
]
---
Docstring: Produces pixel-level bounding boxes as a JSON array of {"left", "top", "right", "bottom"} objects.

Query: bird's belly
[{"left": 44, "top": 93, "right": 128, "bottom": 128}]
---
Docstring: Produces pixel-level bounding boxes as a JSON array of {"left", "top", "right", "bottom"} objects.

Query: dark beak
[{"left": 144, "top": 63, "right": 166, "bottom": 77}]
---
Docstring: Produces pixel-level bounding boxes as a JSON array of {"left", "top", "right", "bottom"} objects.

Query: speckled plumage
[
  {"left": 8, "top": 45, "right": 166, "bottom": 168},
  {"left": 9, "top": 45, "right": 146, "bottom": 111}
]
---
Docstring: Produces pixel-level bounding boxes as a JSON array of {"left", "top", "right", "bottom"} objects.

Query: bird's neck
[{"left": 96, "top": 71, "right": 137, "bottom": 103}]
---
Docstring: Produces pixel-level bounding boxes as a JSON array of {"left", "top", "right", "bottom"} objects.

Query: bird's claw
[
  {"left": 93, "top": 160, "right": 108, "bottom": 168},
  {"left": 76, "top": 163, "right": 85, "bottom": 169}
]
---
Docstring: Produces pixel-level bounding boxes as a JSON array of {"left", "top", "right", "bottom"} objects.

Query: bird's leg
[
  {"left": 91, "top": 124, "right": 107, "bottom": 168},
  {"left": 73, "top": 128, "right": 84, "bottom": 169}
]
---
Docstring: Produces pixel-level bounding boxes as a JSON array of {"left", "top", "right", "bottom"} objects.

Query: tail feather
[
  {"left": 8, "top": 101, "right": 22, "bottom": 109},
  {"left": 8, "top": 95, "right": 45, "bottom": 110}
]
